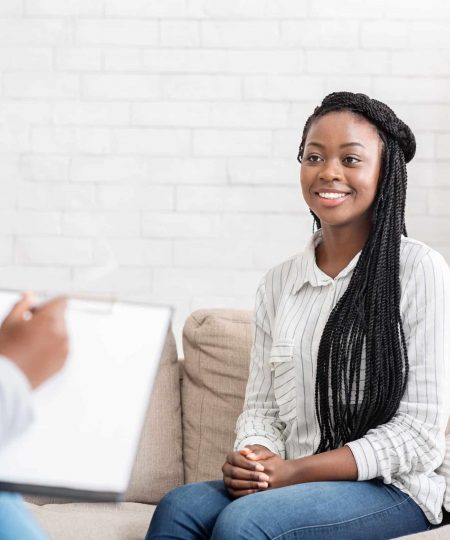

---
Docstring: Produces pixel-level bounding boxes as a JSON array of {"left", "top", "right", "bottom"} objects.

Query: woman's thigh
[
  {"left": 211, "top": 480, "right": 430, "bottom": 540},
  {"left": 146, "top": 480, "right": 231, "bottom": 539}
]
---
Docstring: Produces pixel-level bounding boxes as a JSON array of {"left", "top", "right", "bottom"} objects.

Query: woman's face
[{"left": 300, "top": 111, "right": 383, "bottom": 230}]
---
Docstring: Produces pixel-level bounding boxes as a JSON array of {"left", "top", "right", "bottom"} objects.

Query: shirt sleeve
[
  {"left": 346, "top": 249, "right": 450, "bottom": 482},
  {"left": 0, "top": 355, "right": 34, "bottom": 448},
  {"left": 234, "top": 276, "right": 286, "bottom": 457}
]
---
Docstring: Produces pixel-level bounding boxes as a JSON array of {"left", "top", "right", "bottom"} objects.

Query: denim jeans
[
  {"left": 0, "top": 492, "right": 49, "bottom": 540},
  {"left": 146, "top": 479, "right": 431, "bottom": 540}
]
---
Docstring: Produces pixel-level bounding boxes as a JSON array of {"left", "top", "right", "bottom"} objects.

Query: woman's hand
[
  {"left": 242, "top": 445, "right": 300, "bottom": 489},
  {"left": 222, "top": 444, "right": 300, "bottom": 496},
  {"left": 254, "top": 454, "right": 299, "bottom": 489},
  {"left": 239, "top": 444, "right": 275, "bottom": 461},
  {"left": 240, "top": 446, "right": 359, "bottom": 490},
  {"left": 226, "top": 445, "right": 358, "bottom": 493},
  {"left": 222, "top": 446, "right": 271, "bottom": 499}
]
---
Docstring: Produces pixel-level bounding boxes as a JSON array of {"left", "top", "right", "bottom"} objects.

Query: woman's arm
[
  {"left": 244, "top": 445, "right": 358, "bottom": 489},
  {"left": 224, "top": 276, "right": 286, "bottom": 498},
  {"left": 234, "top": 276, "right": 286, "bottom": 457},
  {"left": 345, "top": 249, "right": 450, "bottom": 482},
  {"left": 223, "top": 443, "right": 356, "bottom": 498}
]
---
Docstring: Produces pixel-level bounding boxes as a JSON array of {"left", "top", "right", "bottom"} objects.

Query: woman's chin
[{"left": 315, "top": 211, "right": 373, "bottom": 231}]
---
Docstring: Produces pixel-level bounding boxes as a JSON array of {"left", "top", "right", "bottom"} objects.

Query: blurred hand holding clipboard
[{"left": 0, "top": 290, "right": 172, "bottom": 501}]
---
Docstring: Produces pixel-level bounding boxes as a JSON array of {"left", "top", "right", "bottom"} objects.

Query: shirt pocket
[{"left": 270, "top": 339, "right": 297, "bottom": 423}]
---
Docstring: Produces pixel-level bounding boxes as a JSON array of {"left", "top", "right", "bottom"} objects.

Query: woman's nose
[{"left": 318, "top": 159, "right": 343, "bottom": 182}]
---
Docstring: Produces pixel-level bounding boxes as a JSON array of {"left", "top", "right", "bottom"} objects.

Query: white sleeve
[
  {"left": 234, "top": 277, "right": 286, "bottom": 457},
  {"left": 0, "top": 355, "right": 34, "bottom": 448},
  {"left": 346, "top": 250, "right": 450, "bottom": 482}
]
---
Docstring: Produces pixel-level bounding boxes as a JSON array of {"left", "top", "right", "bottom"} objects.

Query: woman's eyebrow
[
  {"left": 305, "top": 141, "right": 366, "bottom": 149},
  {"left": 340, "top": 142, "right": 366, "bottom": 149}
]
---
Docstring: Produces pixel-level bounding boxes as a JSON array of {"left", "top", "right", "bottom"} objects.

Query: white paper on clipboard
[{"left": 0, "top": 290, "right": 172, "bottom": 501}]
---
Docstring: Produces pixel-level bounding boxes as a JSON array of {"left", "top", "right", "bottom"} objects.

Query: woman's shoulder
[
  {"left": 259, "top": 252, "right": 303, "bottom": 303},
  {"left": 264, "top": 253, "right": 301, "bottom": 280},
  {"left": 400, "top": 235, "right": 450, "bottom": 287}
]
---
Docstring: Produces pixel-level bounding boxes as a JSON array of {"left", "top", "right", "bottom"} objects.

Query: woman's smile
[{"left": 314, "top": 188, "right": 353, "bottom": 207}]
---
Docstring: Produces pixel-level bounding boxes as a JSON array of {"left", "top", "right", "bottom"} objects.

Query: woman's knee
[
  {"left": 148, "top": 481, "right": 230, "bottom": 539},
  {"left": 154, "top": 482, "right": 212, "bottom": 517},
  {"left": 211, "top": 495, "right": 269, "bottom": 540},
  {"left": 148, "top": 483, "right": 210, "bottom": 538}
]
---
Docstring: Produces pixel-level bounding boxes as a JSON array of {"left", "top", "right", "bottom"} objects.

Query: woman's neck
[{"left": 315, "top": 221, "right": 371, "bottom": 279}]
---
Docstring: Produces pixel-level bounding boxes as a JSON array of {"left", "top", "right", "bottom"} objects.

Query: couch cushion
[
  {"left": 26, "top": 501, "right": 154, "bottom": 540},
  {"left": 182, "top": 309, "right": 252, "bottom": 484},
  {"left": 126, "top": 328, "right": 184, "bottom": 503},
  {"left": 26, "top": 329, "right": 183, "bottom": 506}
]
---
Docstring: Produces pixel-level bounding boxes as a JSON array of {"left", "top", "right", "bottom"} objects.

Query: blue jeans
[
  {"left": 146, "top": 480, "right": 431, "bottom": 539},
  {"left": 0, "top": 493, "right": 49, "bottom": 540}
]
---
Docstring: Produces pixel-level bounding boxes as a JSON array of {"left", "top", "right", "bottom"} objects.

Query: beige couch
[{"left": 25, "top": 309, "right": 450, "bottom": 539}]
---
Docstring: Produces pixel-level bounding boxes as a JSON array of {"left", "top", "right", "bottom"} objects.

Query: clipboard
[{"left": 0, "top": 290, "right": 172, "bottom": 501}]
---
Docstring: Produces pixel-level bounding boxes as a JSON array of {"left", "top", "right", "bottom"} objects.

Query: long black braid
[{"left": 296, "top": 92, "right": 417, "bottom": 452}]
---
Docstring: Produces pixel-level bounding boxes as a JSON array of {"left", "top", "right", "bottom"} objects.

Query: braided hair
[{"left": 296, "top": 92, "right": 416, "bottom": 452}]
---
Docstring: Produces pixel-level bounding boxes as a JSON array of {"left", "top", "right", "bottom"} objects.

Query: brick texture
[{"left": 0, "top": 0, "right": 449, "bottom": 345}]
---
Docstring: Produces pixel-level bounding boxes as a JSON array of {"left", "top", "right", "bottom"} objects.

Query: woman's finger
[
  {"left": 222, "top": 463, "right": 269, "bottom": 482},
  {"left": 226, "top": 451, "right": 265, "bottom": 471},
  {"left": 240, "top": 445, "right": 276, "bottom": 461},
  {"left": 223, "top": 477, "right": 268, "bottom": 490}
]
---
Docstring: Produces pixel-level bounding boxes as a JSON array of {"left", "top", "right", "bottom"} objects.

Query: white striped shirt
[{"left": 234, "top": 229, "right": 450, "bottom": 525}]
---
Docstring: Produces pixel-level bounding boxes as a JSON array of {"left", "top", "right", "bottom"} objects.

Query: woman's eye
[
  {"left": 343, "top": 156, "right": 361, "bottom": 165},
  {"left": 307, "top": 154, "right": 322, "bottom": 163}
]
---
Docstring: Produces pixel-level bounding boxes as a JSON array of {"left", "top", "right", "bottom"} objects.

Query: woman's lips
[{"left": 314, "top": 192, "right": 351, "bottom": 207}]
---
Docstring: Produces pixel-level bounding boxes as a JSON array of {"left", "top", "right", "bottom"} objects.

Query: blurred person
[{"left": 0, "top": 292, "right": 68, "bottom": 540}]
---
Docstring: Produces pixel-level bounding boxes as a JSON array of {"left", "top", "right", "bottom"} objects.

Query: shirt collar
[{"left": 293, "top": 229, "right": 362, "bottom": 293}]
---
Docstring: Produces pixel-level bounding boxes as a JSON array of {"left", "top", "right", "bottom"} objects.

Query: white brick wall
[{"left": 0, "top": 0, "right": 449, "bottom": 347}]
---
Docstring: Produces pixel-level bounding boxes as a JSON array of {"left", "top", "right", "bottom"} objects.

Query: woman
[{"left": 146, "top": 92, "right": 450, "bottom": 539}]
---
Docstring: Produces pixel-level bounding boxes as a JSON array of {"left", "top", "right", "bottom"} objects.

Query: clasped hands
[{"left": 222, "top": 444, "right": 297, "bottom": 499}]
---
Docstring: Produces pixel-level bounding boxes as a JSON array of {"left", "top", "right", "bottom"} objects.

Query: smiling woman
[
  {"left": 301, "top": 112, "right": 382, "bottom": 247},
  {"left": 145, "top": 92, "right": 450, "bottom": 540},
  {"left": 296, "top": 111, "right": 391, "bottom": 365}
]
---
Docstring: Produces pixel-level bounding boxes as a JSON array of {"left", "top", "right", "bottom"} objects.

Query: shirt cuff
[
  {"left": 0, "top": 355, "right": 32, "bottom": 393},
  {"left": 345, "top": 438, "right": 380, "bottom": 481},
  {"left": 0, "top": 355, "right": 34, "bottom": 445},
  {"left": 235, "top": 436, "right": 284, "bottom": 457}
]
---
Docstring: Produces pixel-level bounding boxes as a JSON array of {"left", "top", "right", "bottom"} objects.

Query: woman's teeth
[{"left": 318, "top": 192, "right": 348, "bottom": 199}]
